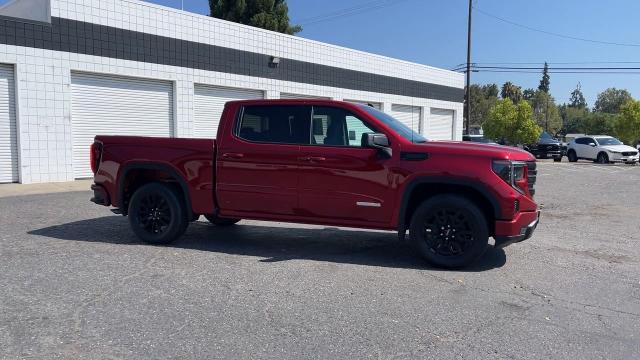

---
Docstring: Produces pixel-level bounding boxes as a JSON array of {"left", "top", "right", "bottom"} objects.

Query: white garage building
[{"left": 0, "top": 0, "right": 464, "bottom": 184}]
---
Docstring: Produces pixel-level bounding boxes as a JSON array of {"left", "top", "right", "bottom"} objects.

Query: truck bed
[{"left": 93, "top": 135, "right": 215, "bottom": 215}]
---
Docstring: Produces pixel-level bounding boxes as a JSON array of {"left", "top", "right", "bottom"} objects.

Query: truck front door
[{"left": 297, "top": 105, "right": 395, "bottom": 227}]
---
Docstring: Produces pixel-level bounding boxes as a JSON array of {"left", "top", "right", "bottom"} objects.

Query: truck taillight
[
  {"left": 492, "top": 160, "right": 529, "bottom": 196},
  {"left": 90, "top": 141, "right": 103, "bottom": 174}
]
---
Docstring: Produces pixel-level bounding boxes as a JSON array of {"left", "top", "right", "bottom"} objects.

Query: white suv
[{"left": 567, "top": 135, "right": 639, "bottom": 164}]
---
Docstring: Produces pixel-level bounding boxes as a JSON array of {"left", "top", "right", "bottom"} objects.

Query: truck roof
[{"left": 226, "top": 99, "right": 369, "bottom": 106}]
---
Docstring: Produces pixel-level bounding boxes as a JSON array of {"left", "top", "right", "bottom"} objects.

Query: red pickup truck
[{"left": 90, "top": 99, "right": 539, "bottom": 268}]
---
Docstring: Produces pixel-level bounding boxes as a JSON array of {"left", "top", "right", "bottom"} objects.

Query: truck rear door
[{"left": 216, "top": 104, "right": 311, "bottom": 217}]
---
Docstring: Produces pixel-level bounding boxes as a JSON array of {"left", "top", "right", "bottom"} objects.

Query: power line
[
  {"left": 474, "top": 7, "right": 640, "bottom": 48},
  {"left": 296, "top": 0, "right": 390, "bottom": 23},
  {"left": 474, "top": 66, "right": 640, "bottom": 70},
  {"left": 297, "top": 0, "right": 411, "bottom": 26},
  {"left": 471, "top": 70, "right": 640, "bottom": 74},
  {"left": 472, "top": 61, "right": 640, "bottom": 65}
]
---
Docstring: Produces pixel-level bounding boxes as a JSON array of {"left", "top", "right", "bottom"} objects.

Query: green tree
[
  {"left": 529, "top": 90, "right": 562, "bottom": 134},
  {"left": 538, "top": 62, "right": 550, "bottom": 93},
  {"left": 583, "top": 112, "right": 617, "bottom": 135},
  {"left": 593, "top": 88, "right": 632, "bottom": 113},
  {"left": 483, "top": 99, "right": 542, "bottom": 145},
  {"left": 569, "top": 82, "right": 587, "bottom": 109},
  {"left": 501, "top": 82, "right": 523, "bottom": 103},
  {"left": 615, "top": 100, "right": 640, "bottom": 145},
  {"left": 210, "top": 0, "right": 302, "bottom": 35},
  {"left": 466, "top": 84, "right": 499, "bottom": 126},
  {"left": 483, "top": 83, "right": 499, "bottom": 98},
  {"left": 523, "top": 88, "right": 536, "bottom": 101},
  {"left": 558, "top": 104, "right": 588, "bottom": 134}
]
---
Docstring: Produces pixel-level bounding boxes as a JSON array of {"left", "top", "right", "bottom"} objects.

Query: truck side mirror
[{"left": 363, "top": 133, "right": 392, "bottom": 157}]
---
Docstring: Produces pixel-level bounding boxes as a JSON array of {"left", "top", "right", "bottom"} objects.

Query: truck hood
[
  {"left": 538, "top": 138, "right": 560, "bottom": 145},
  {"left": 406, "top": 141, "right": 535, "bottom": 161},
  {"left": 600, "top": 144, "right": 637, "bottom": 152}
]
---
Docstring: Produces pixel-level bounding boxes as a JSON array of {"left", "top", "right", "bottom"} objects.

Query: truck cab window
[
  {"left": 312, "top": 106, "right": 376, "bottom": 146},
  {"left": 238, "top": 105, "right": 311, "bottom": 144}
]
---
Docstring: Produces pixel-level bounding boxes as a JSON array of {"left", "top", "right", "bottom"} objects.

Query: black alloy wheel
[
  {"left": 423, "top": 208, "right": 475, "bottom": 257},
  {"left": 568, "top": 150, "right": 578, "bottom": 162},
  {"left": 596, "top": 152, "right": 609, "bottom": 164},
  {"left": 410, "top": 195, "right": 488, "bottom": 269},
  {"left": 129, "top": 183, "right": 188, "bottom": 244}
]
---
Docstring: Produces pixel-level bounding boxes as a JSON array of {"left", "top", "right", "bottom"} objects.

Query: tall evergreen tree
[
  {"left": 538, "top": 62, "right": 550, "bottom": 93},
  {"left": 210, "top": 0, "right": 302, "bottom": 35},
  {"left": 569, "top": 83, "right": 587, "bottom": 109}
]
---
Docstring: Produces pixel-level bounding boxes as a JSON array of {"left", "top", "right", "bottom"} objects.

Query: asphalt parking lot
[{"left": 1, "top": 161, "right": 639, "bottom": 359}]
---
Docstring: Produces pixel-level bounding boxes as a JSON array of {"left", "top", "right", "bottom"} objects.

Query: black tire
[
  {"left": 128, "top": 183, "right": 188, "bottom": 244},
  {"left": 553, "top": 156, "right": 562, "bottom": 162},
  {"left": 596, "top": 152, "right": 609, "bottom": 164},
  {"left": 567, "top": 150, "right": 578, "bottom": 162},
  {"left": 409, "top": 195, "right": 489, "bottom": 269},
  {"left": 204, "top": 214, "right": 241, "bottom": 226}
]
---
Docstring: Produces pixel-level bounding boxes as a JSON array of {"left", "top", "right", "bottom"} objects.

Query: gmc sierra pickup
[{"left": 90, "top": 99, "right": 539, "bottom": 268}]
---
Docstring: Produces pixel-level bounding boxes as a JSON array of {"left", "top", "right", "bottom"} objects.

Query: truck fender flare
[
  {"left": 396, "top": 176, "right": 502, "bottom": 235},
  {"left": 117, "top": 162, "right": 193, "bottom": 218}
]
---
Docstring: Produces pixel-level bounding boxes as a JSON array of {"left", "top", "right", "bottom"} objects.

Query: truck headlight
[{"left": 492, "top": 160, "right": 528, "bottom": 195}]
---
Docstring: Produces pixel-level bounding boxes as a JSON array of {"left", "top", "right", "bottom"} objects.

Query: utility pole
[
  {"left": 545, "top": 95, "right": 549, "bottom": 132},
  {"left": 465, "top": 0, "right": 473, "bottom": 135}
]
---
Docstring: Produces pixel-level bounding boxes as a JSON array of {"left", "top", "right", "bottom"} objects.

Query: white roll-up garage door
[
  {"left": 193, "top": 85, "right": 263, "bottom": 138},
  {"left": 0, "top": 64, "right": 18, "bottom": 183},
  {"left": 71, "top": 72, "right": 173, "bottom": 178},
  {"left": 280, "top": 93, "right": 330, "bottom": 100},
  {"left": 391, "top": 104, "right": 421, "bottom": 133},
  {"left": 345, "top": 100, "right": 382, "bottom": 110},
  {"left": 429, "top": 108, "right": 455, "bottom": 140}
]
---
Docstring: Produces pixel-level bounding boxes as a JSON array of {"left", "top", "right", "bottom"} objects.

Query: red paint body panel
[{"left": 92, "top": 99, "right": 538, "bottom": 239}]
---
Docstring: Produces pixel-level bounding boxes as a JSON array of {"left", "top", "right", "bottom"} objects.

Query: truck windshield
[
  {"left": 540, "top": 132, "right": 554, "bottom": 140},
  {"left": 358, "top": 105, "right": 427, "bottom": 143}
]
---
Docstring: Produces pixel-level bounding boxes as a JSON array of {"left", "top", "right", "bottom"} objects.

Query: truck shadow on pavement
[{"left": 28, "top": 216, "right": 507, "bottom": 272}]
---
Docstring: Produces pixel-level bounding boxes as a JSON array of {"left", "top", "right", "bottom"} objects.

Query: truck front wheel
[
  {"left": 409, "top": 195, "right": 488, "bottom": 269},
  {"left": 204, "top": 215, "right": 241, "bottom": 226},
  {"left": 128, "top": 183, "right": 188, "bottom": 245}
]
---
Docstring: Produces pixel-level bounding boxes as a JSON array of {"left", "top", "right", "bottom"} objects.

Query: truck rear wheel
[
  {"left": 128, "top": 183, "right": 188, "bottom": 245},
  {"left": 409, "top": 195, "right": 488, "bottom": 269},
  {"left": 204, "top": 214, "right": 241, "bottom": 226}
]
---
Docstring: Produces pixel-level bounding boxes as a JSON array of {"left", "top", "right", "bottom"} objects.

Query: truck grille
[
  {"left": 622, "top": 151, "right": 638, "bottom": 156},
  {"left": 527, "top": 161, "right": 537, "bottom": 197}
]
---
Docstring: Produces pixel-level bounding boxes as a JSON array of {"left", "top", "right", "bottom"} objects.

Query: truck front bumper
[{"left": 493, "top": 211, "right": 539, "bottom": 249}]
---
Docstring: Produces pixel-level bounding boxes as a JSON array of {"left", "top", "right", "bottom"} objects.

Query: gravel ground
[{"left": 1, "top": 160, "right": 639, "bottom": 359}]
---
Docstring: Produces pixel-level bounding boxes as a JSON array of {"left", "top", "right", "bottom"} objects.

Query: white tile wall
[{"left": 0, "top": 0, "right": 463, "bottom": 183}]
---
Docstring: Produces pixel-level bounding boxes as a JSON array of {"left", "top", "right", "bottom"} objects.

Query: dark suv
[{"left": 525, "top": 132, "right": 563, "bottom": 162}]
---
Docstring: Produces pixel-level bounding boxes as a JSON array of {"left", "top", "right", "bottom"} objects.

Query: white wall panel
[{"left": 71, "top": 72, "right": 173, "bottom": 178}]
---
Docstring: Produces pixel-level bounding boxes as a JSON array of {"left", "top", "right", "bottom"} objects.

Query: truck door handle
[
  {"left": 222, "top": 152, "right": 244, "bottom": 159},
  {"left": 298, "top": 156, "right": 326, "bottom": 162}
]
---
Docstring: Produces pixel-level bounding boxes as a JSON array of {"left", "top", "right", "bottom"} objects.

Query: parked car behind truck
[
  {"left": 524, "top": 132, "right": 563, "bottom": 162},
  {"left": 90, "top": 100, "right": 539, "bottom": 268},
  {"left": 567, "top": 135, "right": 639, "bottom": 164}
]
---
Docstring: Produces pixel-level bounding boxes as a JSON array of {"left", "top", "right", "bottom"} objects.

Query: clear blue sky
[{"left": 149, "top": 0, "right": 640, "bottom": 106}]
